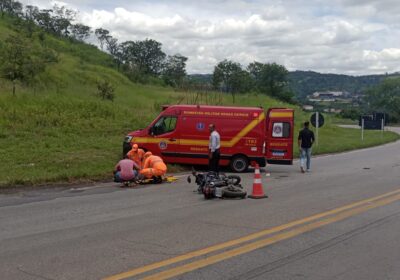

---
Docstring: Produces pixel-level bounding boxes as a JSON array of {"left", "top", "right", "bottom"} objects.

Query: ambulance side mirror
[{"left": 149, "top": 127, "right": 154, "bottom": 136}]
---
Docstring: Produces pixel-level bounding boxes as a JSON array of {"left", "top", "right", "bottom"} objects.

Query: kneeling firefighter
[
  {"left": 140, "top": 151, "right": 167, "bottom": 183},
  {"left": 127, "top": 144, "right": 145, "bottom": 169}
]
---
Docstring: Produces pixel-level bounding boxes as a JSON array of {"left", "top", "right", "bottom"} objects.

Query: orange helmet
[
  {"left": 144, "top": 151, "right": 152, "bottom": 158},
  {"left": 131, "top": 144, "right": 138, "bottom": 151}
]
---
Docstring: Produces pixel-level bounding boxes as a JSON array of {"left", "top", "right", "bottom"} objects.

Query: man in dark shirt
[{"left": 298, "top": 121, "right": 315, "bottom": 173}]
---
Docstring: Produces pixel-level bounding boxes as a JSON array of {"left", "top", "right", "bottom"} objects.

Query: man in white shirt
[{"left": 208, "top": 124, "right": 221, "bottom": 172}]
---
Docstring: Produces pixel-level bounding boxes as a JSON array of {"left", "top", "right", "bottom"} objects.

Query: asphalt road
[{"left": 1, "top": 127, "right": 399, "bottom": 280}]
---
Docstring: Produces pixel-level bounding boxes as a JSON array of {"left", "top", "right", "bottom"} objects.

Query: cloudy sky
[{"left": 20, "top": 0, "right": 400, "bottom": 75}]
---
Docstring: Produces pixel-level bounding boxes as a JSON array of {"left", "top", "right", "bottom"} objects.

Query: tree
[
  {"left": 23, "top": 5, "right": 39, "bottom": 37},
  {"left": 0, "top": 0, "right": 22, "bottom": 18},
  {"left": 212, "top": 60, "right": 250, "bottom": 103},
  {"left": 248, "top": 61, "right": 293, "bottom": 102},
  {"left": 136, "top": 39, "right": 166, "bottom": 75},
  {"left": 70, "top": 23, "right": 91, "bottom": 41},
  {"left": 100, "top": 34, "right": 121, "bottom": 69},
  {"left": 106, "top": 37, "right": 122, "bottom": 70},
  {"left": 248, "top": 61, "right": 286, "bottom": 95},
  {"left": 162, "top": 54, "right": 188, "bottom": 87},
  {"left": 105, "top": 36, "right": 119, "bottom": 57},
  {"left": 0, "top": 35, "right": 54, "bottom": 95},
  {"left": 29, "top": 5, "right": 75, "bottom": 36},
  {"left": 32, "top": 9, "right": 53, "bottom": 32},
  {"left": 24, "top": 5, "right": 38, "bottom": 21},
  {"left": 119, "top": 40, "right": 142, "bottom": 81},
  {"left": 0, "top": 0, "right": 7, "bottom": 17},
  {"left": 118, "top": 39, "right": 166, "bottom": 81},
  {"left": 51, "top": 5, "right": 75, "bottom": 36},
  {"left": 364, "top": 77, "right": 400, "bottom": 122},
  {"left": 0, "top": 35, "right": 30, "bottom": 95},
  {"left": 95, "top": 28, "right": 110, "bottom": 50}
]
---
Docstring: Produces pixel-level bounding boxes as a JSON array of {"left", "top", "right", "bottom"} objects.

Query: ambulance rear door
[{"left": 266, "top": 109, "right": 294, "bottom": 165}]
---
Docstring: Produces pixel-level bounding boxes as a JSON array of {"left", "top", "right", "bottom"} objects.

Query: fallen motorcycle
[{"left": 187, "top": 170, "right": 246, "bottom": 199}]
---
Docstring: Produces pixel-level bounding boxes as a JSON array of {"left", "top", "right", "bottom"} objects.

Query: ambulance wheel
[{"left": 230, "top": 155, "right": 249, "bottom": 173}]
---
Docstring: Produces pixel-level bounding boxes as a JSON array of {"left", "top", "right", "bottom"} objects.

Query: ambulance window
[
  {"left": 165, "top": 117, "right": 177, "bottom": 132},
  {"left": 153, "top": 116, "right": 177, "bottom": 135},
  {"left": 272, "top": 122, "right": 290, "bottom": 138}
]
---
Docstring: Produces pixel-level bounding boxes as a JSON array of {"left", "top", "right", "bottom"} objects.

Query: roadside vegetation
[
  {"left": 0, "top": 4, "right": 398, "bottom": 187},
  {"left": 302, "top": 121, "right": 399, "bottom": 157},
  {"left": 1, "top": 85, "right": 398, "bottom": 187}
]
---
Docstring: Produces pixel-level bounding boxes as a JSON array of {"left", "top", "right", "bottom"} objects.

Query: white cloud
[
  {"left": 363, "top": 48, "right": 400, "bottom": 72},
  {"left": 18, "top": 0, "right": 400, "bottom": 75}
]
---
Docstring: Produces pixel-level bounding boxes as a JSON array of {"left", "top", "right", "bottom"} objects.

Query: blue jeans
[
  {"left": 114, "top": 170, "right": 138, "bottom": 182},
  {"left": 300, "top": 148, "right": 312, "bottom": 170}
]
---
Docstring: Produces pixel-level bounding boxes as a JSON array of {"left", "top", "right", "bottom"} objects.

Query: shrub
[{"left": 96, "top": 80, "right": 115, "bottom": 101}]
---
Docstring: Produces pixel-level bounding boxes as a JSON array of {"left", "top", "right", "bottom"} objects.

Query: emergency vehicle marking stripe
[
  {"left": 133, "top": 137, "right": 170, "bottom": 144},
  {"left": 179, "top": 139, "right": 213, "bottom": 146},
  {"left": 227, "top": 112, "right": 265, "bottom": 147},
  {"left": 269, "top": 112, "right": 293, "bottom": 118},
  {"left": 132, "top": 112, "right": 266, "bottom": 148}
]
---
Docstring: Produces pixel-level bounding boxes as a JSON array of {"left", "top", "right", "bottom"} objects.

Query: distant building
[
  {"left": 312, "top": 91, "right": 343, "bottom": 98},
  {"left": 308, "top": 91, "right": 351, "bottom": 102},
  {"left": 323, "top": 108, "right": 342, "bottom": 113},
  {"left": 302, "top": 105, "right": 314, "bottom": 111}
]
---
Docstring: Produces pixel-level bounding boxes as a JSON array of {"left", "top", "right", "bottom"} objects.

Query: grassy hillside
[{"left": 0, "top": 17, "right": 398, "bottom": 187}]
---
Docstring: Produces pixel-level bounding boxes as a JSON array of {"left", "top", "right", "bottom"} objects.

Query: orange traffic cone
[{"left": 248, "top": 164, "right": 268, "bottom": 199}]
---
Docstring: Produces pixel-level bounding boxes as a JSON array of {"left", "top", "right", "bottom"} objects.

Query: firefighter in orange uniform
[
  {"left": 127, "top": 144, "right": 145, "bottom": 169},
  {"left": 140, "top": 151, "right": 167, "bottom": 183}
]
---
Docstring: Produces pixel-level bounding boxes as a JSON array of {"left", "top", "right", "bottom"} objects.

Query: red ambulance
[{"left": 123, "top": 105, "right": 294, "bottom": 172}]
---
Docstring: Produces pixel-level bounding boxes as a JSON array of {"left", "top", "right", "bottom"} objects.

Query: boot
[
  {"left": 152, "top": 176, "right": 163, "bottom": 184},
  {"left": 136, "top": 173, "right": 145, "bottom": 183}
]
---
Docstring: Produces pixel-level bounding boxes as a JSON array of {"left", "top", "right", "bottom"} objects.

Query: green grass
[
  {"left": 0, "top": 83, "right": 182, "bottom": 186},
  {"left": 0, "top": 16, "right": 15, "bottom": 39},
  {"left": 1, "top": 87, "right": 398, "bottom": 187},
  {"left": 293, "top": 124, "right": 399, "bottom": 158}
]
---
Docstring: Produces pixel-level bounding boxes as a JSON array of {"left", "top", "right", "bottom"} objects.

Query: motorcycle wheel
[{"left": 222, "top": 186, "right": 247, "bottom": 199}]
